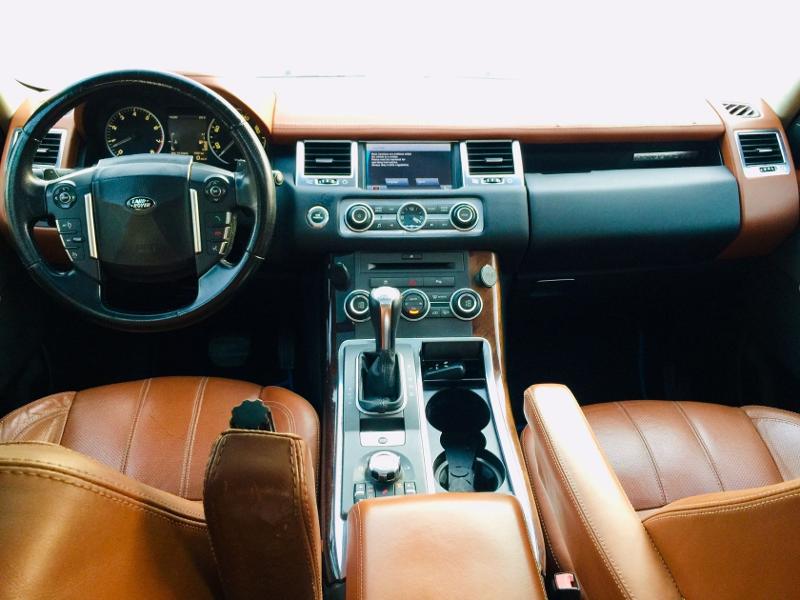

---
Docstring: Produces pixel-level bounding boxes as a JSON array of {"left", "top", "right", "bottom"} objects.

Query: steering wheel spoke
[{"left": 189, "top": 162, "right": 239, "bottom": 271}]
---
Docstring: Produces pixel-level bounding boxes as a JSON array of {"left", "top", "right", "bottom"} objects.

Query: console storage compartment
[{"left": 345, "top": 493, "right": 545, "bottom": 600}]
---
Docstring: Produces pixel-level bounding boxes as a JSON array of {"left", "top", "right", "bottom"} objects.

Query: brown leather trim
[
  {"left": 0, "top": 441, "right": 218, "bottom": 598},
  {"left": 32, "top": 225, "right": 71, "bottom": 269},
  {"left": 643, "top": 478, "right": 800, "bottom": 600},
  {"left": 710, "top": 99, "right": 800, "bottom": 258},
  {"left": 345, "top": 493, "right": 546, "bottom": 600}
]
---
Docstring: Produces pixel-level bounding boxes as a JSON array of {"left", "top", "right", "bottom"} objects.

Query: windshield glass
[{"left": 2, "top": 0, "right": 798, "bottom": 100}]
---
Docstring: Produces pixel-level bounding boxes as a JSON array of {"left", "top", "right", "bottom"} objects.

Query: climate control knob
[
  {"left": 343, "top": 290, "right": 371, "bottom": 322},
  {"left": 450, "top": 288, "right": 483, "bottom": 320},
  {"left": 345, "top": 203, "right": 374, "bottom": 231},
  {"left": 450, "top": 203, "right": 478, "bottom": 230},
  {"left": 368, "top": 451, "right": 402, "bottom": 483},
  {"left": 401, "top": 289, "right": 430, "bottom": 321}
]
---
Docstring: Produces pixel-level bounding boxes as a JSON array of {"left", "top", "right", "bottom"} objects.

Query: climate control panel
[{"left": 339, "top": 198, "right": 483, "bottom": 237}]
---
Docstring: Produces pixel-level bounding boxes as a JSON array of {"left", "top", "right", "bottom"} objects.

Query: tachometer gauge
[
  {"left": 208, "top": 112, "right": 267, "bottom": 164},
  {"left": 105, "top": 107, "right": 165, "bottom": 156}
]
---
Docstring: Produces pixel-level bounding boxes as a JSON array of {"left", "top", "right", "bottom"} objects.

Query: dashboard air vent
[
  {"left": 722, "top": 103, "right": 760, "bottom": 118},
  {"left": 466, "top": 141, "right": 516, "bottom": 175},
  {"left": 33, "top": 130, "right": 65, "bottom": 166},
  {"left": 737, "top": 131, "right": 785, "bottom": 167},
  {"left": 303, "top": 141, "right": 352, "bottom": 176}
]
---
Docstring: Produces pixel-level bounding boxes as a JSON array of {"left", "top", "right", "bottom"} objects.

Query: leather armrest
[
  {"left": 0, "top": 441, "right": 219, "bottom": 598},
  {"left": 644, "top": 478, "right": 800, "bottom": 600},
  {"left": 523, "top": 384, "right": 681, "bottom": 600},
  {"left": 345, "top": 493, "right": 546, "bottom": 600},
  {"left": 203, "top": 430, "right": 321, "bottom": 600}
]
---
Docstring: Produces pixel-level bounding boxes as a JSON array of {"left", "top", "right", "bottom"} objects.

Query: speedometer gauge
[
  {"left": 105, "top": 107, "right": 165, "bottom": 156},
  {"left": 208, "top": 111, "right": 266, "bottom": 164}
]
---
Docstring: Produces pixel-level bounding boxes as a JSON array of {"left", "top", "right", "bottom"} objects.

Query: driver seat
[{"left": 0, "top": 376, "right": 321, "bottom": 598}]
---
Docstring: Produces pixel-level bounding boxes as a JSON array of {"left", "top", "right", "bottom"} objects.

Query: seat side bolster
[
  {"left": 643, "top": 478, "right": 800, "bottom": 600},
  {"left": 523, "top": 384, "right": 681, "bottom": 600},
  {"left": 0, "top": 441, "right": 217, "bottom": 598}
]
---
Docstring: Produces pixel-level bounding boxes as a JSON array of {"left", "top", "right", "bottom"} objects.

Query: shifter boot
[{"left": 360, "top": 351, "right": 402, "bottom": 413}]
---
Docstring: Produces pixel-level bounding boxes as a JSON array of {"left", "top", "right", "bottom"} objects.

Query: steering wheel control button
[
  {"left": 204, "top": 178, "right": 228, "bottom": 202},
  {"left": 397, "top": 202, "right": 427, "bottom": 231},
  {"left": 306, "top": 206, "right": 330, "bottom": 229},
  {"left": 52, "top": 184, "right": 77, "bottom": 209},
  {"left": 344, "top": 290, "right": 371, "bottom": 322},
  {"left": 56, "top": 219, "right": 81, "bottom": 234},
  {"left": 205, "top": 212, "right": 231, "bottom": 227},
  {"left": 60, "top": 234, "right": 84, "bottom": 248},
  {"left": 450, "top": 288, "right": 483, "bottom": 321},
  {"left": 450, "top": 203, "right": 478, "bottom": 230},
  {"left": 345, "top": 203, "right": 374, "bottom": 232},
  {"left": 65, "top": 246, "right": 85, "bottom": 262},
  {"left": 401, "top": 289, "right": 430, "bottom": 321}
]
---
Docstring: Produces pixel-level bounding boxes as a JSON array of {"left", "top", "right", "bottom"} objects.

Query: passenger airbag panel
[{"left": 525, "top": 166, "right": 740, "bottom": 270}]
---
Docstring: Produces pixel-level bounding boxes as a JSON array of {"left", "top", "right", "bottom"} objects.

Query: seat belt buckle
[
  {"left": 551, "top": 572, "right": 581, "bottom": 599},
  {"left": 229, "top": 399, "right": 276, "bottom": 431}
]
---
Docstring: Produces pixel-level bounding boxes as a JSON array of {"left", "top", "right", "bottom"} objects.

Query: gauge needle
[
  {"left": 218, "top": 140, "right": 235, "bottom": 158},
  {"left": 110, "top": 136, "right": 133, "bottom": 149}
]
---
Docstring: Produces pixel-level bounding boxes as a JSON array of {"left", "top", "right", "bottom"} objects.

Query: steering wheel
[{"left": 4, "top": 70, "right": 276, "bottom": 331}]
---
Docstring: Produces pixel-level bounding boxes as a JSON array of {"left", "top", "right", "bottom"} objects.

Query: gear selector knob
[
  {"left": 368, "top": 450, "right": 402, "bottom": 483},
  {"left": 369, "top": 287, "right": 402, "bottom": 352}
]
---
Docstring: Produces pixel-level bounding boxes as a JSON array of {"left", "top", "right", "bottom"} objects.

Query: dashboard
[{"left": 1, "top": 75, "right": 798, "bottom": 274}]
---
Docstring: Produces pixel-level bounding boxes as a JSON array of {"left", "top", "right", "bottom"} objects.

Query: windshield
[{"left": 2, "top": 0, "right": 798, "bottom": 101}]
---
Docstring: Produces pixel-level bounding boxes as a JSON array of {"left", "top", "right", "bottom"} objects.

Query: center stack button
[
  {"left": 400, "top": 289, "right": 430, "bottom": 321},
  {"left": 345, "top": 203, "right": 374, "bottom": 231}
]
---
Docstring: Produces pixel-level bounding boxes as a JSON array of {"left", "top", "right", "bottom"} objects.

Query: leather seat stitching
[
  {"left": 294, "top": 438, "right": 321, "bottom": 600},
  {"left": 264, "top": 399, "right": 296, "bottom": 433},
  {"left": 120, "top": 378, "right": 152, "bottom": 474},
  {"left": 0, "top": 456, "right": 205, "bottom": 518},
  {"left": 289, "top": 437, "right": 318, "bottom": 600},
  {"left": 674, "top": 402, "right": 724, "bottom": 492},
  {"left": 520, "top": 429, "right": 561, "bottom": 570},
  {"left": 0, "top": 470, "right": 207, "bottom": 531},
  {"left": 616, "top": 402, "right": 668, "bottom": 507},
  {"left": 203, "top": 433, "right": 234, "bottom": 593},
  {"left": 742, "top": 412, "right": 789, "bottom": 481},
  {"left": 644, "top": 489, "right": 800, "bottom": 524},
  {"left": 56, "top": 393, "right": 75, "bottom": 443},
  {"left": 527, "top": 394, "right": 634, "bottom": 600},
  {"left": 180, "top": 376, "right": 208, "bottom": 498},
  {"left": 11, "top": 408, "right": 70, "bottom": 441}
]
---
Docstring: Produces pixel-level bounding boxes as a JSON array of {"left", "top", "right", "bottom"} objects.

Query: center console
[{"left": 323, "top": 249, "right": 541, "bottom": 581}]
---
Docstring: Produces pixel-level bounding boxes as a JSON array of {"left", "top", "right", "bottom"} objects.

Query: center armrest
[{"left": 345, "top": 493, "right": 546, "bottom": 600}]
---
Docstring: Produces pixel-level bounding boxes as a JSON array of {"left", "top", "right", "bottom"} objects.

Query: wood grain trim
[
  {"left": 469, "top": 250, "right": 547, "bottom": 567},
  {"left": 711, "top": 99, "right": 800, "bottom": 258}
]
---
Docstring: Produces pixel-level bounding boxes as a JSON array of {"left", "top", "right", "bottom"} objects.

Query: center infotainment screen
[{"left": 366, "top": 143, "right": 453, "bottom": 190}]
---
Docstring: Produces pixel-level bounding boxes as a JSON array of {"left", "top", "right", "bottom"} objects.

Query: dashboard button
[
  {"left": 450, "top": 288, "right": 483, "bottom": 320},
  {"left": 401, "top": 289, "right": 430, "bottom": 321},
  {"left": 306, "top": 206, "right": 329, "bottom": 229},
  {"left": 345, "top": 204, "right": 374, "bottom": 231},
  {"left": 424, "top": 276, "right": 455, "bottom": 287},
  {"left": 65, "top": 246, "right": 85, "bottom": 262},
  {"left": 344, "top": 290, "right": 371, "bottom": 322},
  {"left": 204, "top": 178, "right": 228, "bottom": 202},
  {"left": 450, "top": 203, "right": 479, "bottom": 230},
  {"left": 52, "top": 184, "right": 77, "bottom": 209},
  {"left": 205, "top": 212, "right": 230, "bottom": 227}
]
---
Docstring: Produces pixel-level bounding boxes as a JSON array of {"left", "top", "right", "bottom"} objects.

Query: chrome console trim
[{"left": 328, "top": 336, "right": 541, "bottom": 580}]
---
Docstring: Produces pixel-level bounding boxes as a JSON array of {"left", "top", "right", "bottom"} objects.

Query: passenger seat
[{"left": 521, "top": 384, "right": 800, "bottom": 600}]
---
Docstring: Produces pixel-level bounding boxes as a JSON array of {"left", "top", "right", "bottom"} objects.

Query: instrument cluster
[{"left": 81, "top": 91, "right": 267, "bottom": 168}]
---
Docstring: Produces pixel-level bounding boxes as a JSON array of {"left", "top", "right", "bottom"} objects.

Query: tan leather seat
[
  {"left": 522, "top": 384, "right": 800, "bottom": 600},
  {"left": 0, "top": 376, "right": 320, "bottom": 498},
  {"left": 0, "top": 376, "right": 322, "bottom": 599}
]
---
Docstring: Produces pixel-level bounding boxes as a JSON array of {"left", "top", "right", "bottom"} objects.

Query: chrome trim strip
[
  {"left": 189, "top": 188, "right": 202, "bottom": 254},
  {"left": 296, "top": 140, "right": 358, "bottom": 186},
  {"left": 460, "top": 139, "right": 524, "bottom": 186},
  {"left": 83, "top": 193, "right": 98, "bottom": 259}
]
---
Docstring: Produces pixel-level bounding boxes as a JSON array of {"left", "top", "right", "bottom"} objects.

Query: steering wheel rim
[{"left": 4, "top": 70, "right": 276, "bottom": 331}]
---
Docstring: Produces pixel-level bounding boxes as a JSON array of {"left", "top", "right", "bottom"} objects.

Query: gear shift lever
[
  {"left": 359, "top": 287, "right": 403, "bottom": 413},
  {"left": 369, "top": 287, "right": 402, "bottom": 352}
]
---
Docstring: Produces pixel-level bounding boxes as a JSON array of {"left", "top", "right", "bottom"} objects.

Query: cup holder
[{"left": 425, "top": 388, "right": 505, "bottom": 492}]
